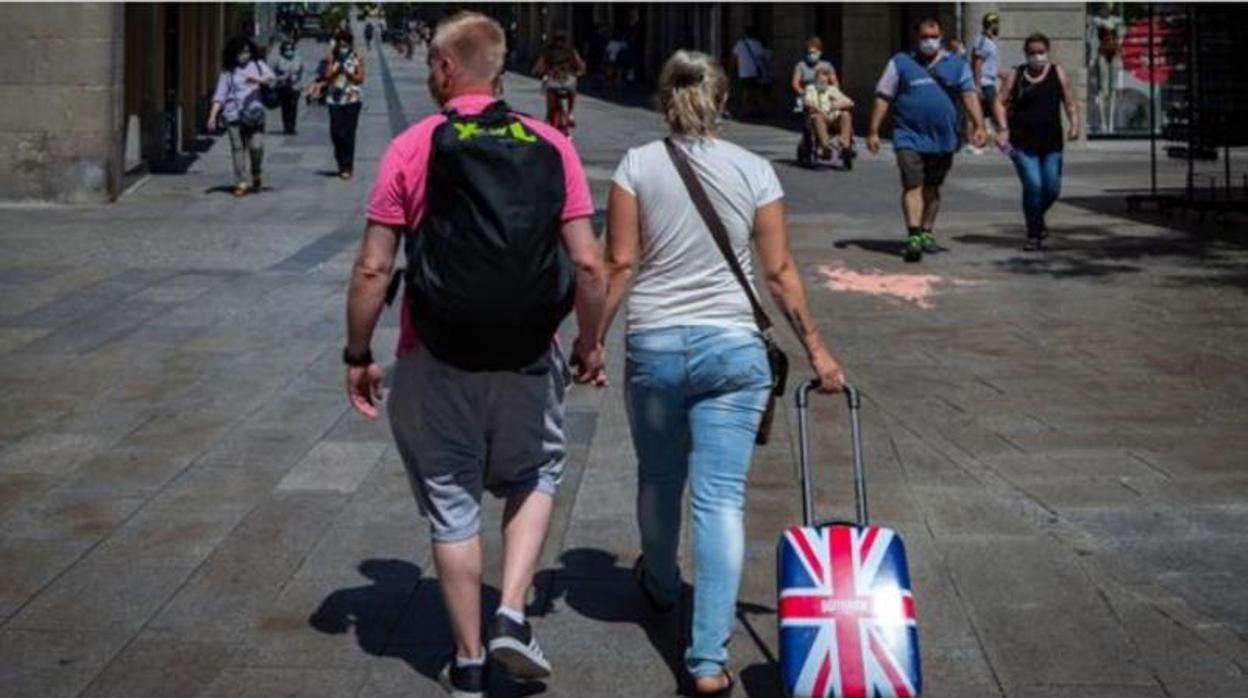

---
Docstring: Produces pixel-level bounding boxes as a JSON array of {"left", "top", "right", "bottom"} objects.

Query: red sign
[{"left": 1121, "top": 16, "right": 1175, "bottom": 83}]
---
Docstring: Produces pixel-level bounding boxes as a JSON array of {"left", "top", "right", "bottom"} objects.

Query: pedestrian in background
[
  {"left": 867, "top": 16, "right": 987, "bottom": 263},
  {"left": 325, "top": 30, "right": 365, "bottom": 179},
  {"left": 272, "top": 40, "right": 304, "bottom": 135},
  {"left": 730, "top": 26, "right": 771, "bottom": 117},
  {"left": 364, "top": 22, "right": 375, "bottom": 51},
  {"left": 994, "top": 32, "right": 1080, "bottom": 250},
  {"left": 207, "top": 35, "right": 276, "bottom": 197},
  {"left": 531, "top": 32, "right": 587, "bottom": 130},
  {"left": 599, "top": 49, "right": 844, "bottom": 696},
  {"left": 971, "top": 11, "right": 1003, "bottom": 152},
  {"left": 344, "top": 12, "right": 606, "bottom": 698}
]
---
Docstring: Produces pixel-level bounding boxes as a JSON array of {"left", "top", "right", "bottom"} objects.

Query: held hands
[
  {"left": 346, "top": 363, "right": 385, "bottom": 419},
  {"left": 1067, "top": 125, "right": 1080, "bottom": 141},
  {"left": 570, "top": 336, "right": 608, "bottom": 387},
  {"left": 970, "top": 126, "right": 988, "bottom": 149},
  {"left": 995, "top": 129, "right": 1010, "bottom": 150},
  {"left": 866, "top": 133, "right": 881, "bottom": 155}
]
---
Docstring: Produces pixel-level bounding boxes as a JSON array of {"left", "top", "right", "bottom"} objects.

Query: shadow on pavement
[
  {"left": 954, "top": 224, "right": 1248, "bottom": 286},
  {"left": 1064, "top": 192, "right": 1248, "bottom": 237},
  {"left": 309, "top": 558, "right": 541, "bottom": 696},
  {"left": 735, "top": 601, "right": 783, "bottom": 698},
  {"left": 834, "top": 237, "right": 907, "bottom": 257},
  {"left": 531, "top": 548, "right": 690, "bottom": 694},
  {"left": 532, "top": 548, "right": 784, "bottom": 697}
]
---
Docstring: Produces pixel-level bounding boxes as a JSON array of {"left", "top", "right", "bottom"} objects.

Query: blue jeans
[
  {"left": 624, "top": 325, "right": 771, "bottom": 678},
  {"left": 1010, "top": 148, "right": 1063, "bottom": 235}
]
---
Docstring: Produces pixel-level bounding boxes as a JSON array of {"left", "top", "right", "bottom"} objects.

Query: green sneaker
[
  {"left": 919, "top": 231, "right": 938, "bottom": 253},
  {"left": 903, "top": 233, "right": 924, "bottom": 263}
]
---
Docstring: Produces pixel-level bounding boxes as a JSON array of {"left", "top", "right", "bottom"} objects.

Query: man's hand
[
  {"left": 971, "top": 126, "right": 988, "bottom": 149},
  {"left": 346, "top": 363, "right": 385, "bottom": 419},
  {"left": 866, "top": 133, "right": 881, "bottom": 155},
  {"left": 1067, "top": 125, "right": 1080, "bottom": 141},
  {"left": 995, "top": 129, "right": 1010, "bottom": 150},
  {"left": 570, "top": 336, "right": 607, "bottom": 387},
  {"left": 809, "top": 346, "right": 846, "bottom": 394}
]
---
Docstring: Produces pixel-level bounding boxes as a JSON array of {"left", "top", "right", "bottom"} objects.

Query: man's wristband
[{"left": 342, "top": 346, "right": 374, "bottom": 367}]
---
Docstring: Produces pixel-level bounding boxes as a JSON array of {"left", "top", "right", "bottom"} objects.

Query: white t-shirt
[
  {"left": 611, "top": 136, "right": 784, "bottom": 335},
  {"left": 732, "top": 38, "right": 768, "bottom": 79}
]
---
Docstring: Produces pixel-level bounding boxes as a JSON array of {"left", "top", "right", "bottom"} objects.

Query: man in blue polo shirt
[{"left": 867, "top": 16, "right": 987, "bottom": 262}]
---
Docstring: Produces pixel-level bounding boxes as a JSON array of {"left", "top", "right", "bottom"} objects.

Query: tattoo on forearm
[{"left": 786, "top": 308, "right": 812, "bottom": 338}]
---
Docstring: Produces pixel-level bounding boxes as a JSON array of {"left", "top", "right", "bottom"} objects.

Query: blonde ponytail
[{"left": 658, "top": 50, "right": 729, "bottom": 137}]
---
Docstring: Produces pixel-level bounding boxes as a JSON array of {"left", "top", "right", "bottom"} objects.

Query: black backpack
[{"left": 404, "top": 101, "right": 574, "bottom": 372}]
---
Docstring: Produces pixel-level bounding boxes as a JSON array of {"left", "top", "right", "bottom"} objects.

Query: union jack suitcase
[{"left": 777, "top": 381, "right": 921, "bottom": 698}]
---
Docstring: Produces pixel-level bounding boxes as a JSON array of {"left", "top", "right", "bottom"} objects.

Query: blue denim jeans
[
  {"left": 624, "top": 325, "right": 772, "bottom": 678},
  {"left": 1010, "top": 148, "right": 1063, "bottom": 235}
]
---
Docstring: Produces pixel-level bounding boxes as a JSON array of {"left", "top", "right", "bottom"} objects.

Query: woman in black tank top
[{"left": 993, "top": 32, "right": 1080, "bottom": 250}]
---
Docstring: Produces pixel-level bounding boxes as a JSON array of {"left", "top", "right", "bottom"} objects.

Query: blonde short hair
[
  {"left": 432, "top": 11, "right": 506, "bottom": 84},
  {"left": 658, "top": 50, "right": 728, "bottom": 137}
]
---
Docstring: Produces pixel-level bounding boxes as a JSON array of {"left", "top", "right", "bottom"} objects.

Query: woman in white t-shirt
[{"left": 595, "top": 49, "right": 845, "bottom": 695}]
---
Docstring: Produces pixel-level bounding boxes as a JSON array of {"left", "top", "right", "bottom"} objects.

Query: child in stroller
[{"left": 797, "top": 64, "right": 857, "bottom": 169}]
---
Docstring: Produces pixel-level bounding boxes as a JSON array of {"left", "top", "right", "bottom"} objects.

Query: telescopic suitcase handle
[{"left": 795, "top": 379, "right": 867, "bottom": 528}]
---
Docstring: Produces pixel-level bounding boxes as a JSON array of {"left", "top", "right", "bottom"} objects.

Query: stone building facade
[
  {"left": 511, "top": 2, "right": 1087, "bottom": 133},
  {"left": 0, "top": 2, "right": 247, "bottom": 204}
]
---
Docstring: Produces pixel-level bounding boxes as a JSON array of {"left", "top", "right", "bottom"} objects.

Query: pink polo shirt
[{"left": 366, "top": 93, "right": 594, "bottom": 357}]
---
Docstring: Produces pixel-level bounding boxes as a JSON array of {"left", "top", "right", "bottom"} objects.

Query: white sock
[
  {"left": 496, "top": 605, "right": 525, "bottom": 625},
  {"left": 456, "top": 653, "right": 486, "bottom": 668}
]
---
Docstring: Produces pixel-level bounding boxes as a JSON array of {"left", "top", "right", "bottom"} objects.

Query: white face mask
[
  {"left": 918, "top": 37, "right": 942, "bottom": 56},
  {"left": 1027, "top": 52, "right": 1049, "bottom": 69}
]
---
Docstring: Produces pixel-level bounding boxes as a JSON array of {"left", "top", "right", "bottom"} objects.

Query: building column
[{"left": 0, "top": 2, "right": 125, "bottom": 202}]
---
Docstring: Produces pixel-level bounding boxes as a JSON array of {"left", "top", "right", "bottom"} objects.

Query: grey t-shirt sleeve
[
  {"left": 875, "top": 58, "right": 899, "bottom": 100},
  {"left": 611, "top": 148, "right": 638, "bottom": 195},
  {"left": 754, "top": 159, "right": 783, "bottom": 208}
]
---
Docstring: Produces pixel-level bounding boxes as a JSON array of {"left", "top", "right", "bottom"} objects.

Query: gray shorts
[
  {"left": 896, "top": 149, "right": 954, "bottom": 190},
  {"left": 387, "top": 343, "right": 569, "bottom": 543}
]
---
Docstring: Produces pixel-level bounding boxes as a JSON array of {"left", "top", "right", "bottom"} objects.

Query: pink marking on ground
[{"left": 816, "top": 262, "right": 982, "bottom": 309}]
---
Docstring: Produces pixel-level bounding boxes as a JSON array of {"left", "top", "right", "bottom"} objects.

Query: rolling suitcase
[{"left": 777, "top": 381, "right": 922, "bottom": 698}]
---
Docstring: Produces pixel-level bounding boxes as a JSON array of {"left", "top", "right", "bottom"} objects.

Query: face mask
[
  {"left": 805, "top": 52, "right": 820, "bottom": 65},
  {"left": 237, "top": 52, "right": 251, "bottom": 66},
  {"left": 1027, "top": 52, "right": 1049, "bottom": 69},
  {"left": 918, "top": 37, "right": 942, "bottom": 56}
]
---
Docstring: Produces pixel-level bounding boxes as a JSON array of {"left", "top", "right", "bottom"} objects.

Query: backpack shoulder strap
[{"left": 662, "top": 138, "right": 772, "bottom": 333}]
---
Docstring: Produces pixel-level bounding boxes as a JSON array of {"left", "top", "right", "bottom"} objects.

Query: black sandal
[
  {"left": 691, "top": 669, "right": 735, "bottom": 696},
  {"left": 632, "top": 556, "right": 677, "bottom": 614}
]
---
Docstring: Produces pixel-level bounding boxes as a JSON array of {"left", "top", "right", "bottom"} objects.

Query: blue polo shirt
[{"left": 875, "top": 51, "right": 976, "bottom": 153}]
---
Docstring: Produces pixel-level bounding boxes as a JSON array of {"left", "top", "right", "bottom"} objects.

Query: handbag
[{"left": 663, "top": 138, "right": 789, "bottom": 445}]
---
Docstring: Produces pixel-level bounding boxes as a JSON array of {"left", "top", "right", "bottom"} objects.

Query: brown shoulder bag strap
[{"left": 662, "top": 137, "right": 772, "bottom": 333}]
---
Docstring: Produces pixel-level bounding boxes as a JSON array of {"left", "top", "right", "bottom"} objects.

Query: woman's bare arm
[
  {"left": 597, "top": 183, "right": 640, "bottom": 345},
  {"left": 753, "top": 199, "right": 844, "bottom": 392}
]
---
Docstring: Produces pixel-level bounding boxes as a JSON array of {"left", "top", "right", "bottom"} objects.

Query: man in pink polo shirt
[{"left": 343, "top": 12, "right": 605, "bottom": 696}]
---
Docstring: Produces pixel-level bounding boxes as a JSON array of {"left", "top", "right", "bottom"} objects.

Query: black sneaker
[
  {"left": 488, "top": 613, "right": 551, "bottom": 680},
  {"left": 439, "top": 660, "right": 486, "bottom": 698},
  {"left": 902, "top": 234, "right": 924, "bottom": 263}
]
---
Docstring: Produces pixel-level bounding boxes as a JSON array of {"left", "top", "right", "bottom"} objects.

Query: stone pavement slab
[{"left": 1, "top": 33, "right": 1247, "bottom": 698}]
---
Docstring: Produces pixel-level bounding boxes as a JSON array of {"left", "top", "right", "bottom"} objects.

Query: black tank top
[{"left": 1007, "top": 64, "right": 1063, "bottom": 154}]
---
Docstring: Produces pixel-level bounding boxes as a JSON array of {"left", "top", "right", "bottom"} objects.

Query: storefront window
[{"left": 1086, "top": 2, "right": 1179, "bottom": 137}]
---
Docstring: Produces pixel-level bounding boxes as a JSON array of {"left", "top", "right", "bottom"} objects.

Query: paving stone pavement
[{"left": 1, "top": 39, "right": 1247, "bottom": 698}]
